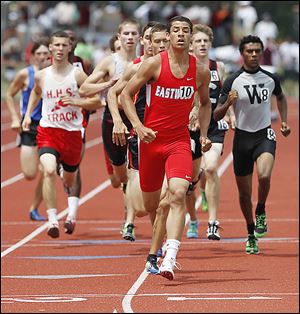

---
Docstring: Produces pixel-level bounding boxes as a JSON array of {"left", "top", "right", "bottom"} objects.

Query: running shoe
[
  {"left": 47, "top": 221, "right": 59, "bottom": 238},
  {"left": 201, "top": 191, "right": 208, "bottom": 212},
  {"left": 30, "top": 208, "right": 46, "bottom": 221},
  {"left": 246, "top": 234, "right": 259, "bottom": 254},
  {"left": 145, "top": 256, "right": 160, "bottom": 275},
  {"left": 64, "top": 219, "right": 76, "bottom": 234},
  {"left": 254, "top": 213, "right": 268, "bottom": 238},
  {"left": 186, "top": 220, "right": 199, "bottom": 239},
  {"left": 159, "top": 257, "right": 181, "bottom": 281},
  {"left": 207, "top": 220, "right": 222, "bottom": 240},
  {"left": 122, "top": 223, "right": 135, "bottom": 241}
]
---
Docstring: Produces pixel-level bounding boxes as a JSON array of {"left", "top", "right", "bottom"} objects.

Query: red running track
[{"left": 1, "top": 99, "right": 299, "bottom": 313}]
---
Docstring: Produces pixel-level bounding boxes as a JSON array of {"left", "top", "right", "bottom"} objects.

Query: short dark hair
[
  {"left": 141, "top": 21, "right": 158, "bottom": 37},
  {"left": 31, "top": 37, "right": 50, "bottom": 54},
  {"left": 150, "top": 23, "right": 167, "bottom": 41},
  {"left": 167, "top": 16, "right": 193, "bottom": 33},
  {"left": 239, "top": 35, "right": 264, "bottom": 53},
  {"left": 50, "top": 30, "right": 69, "bottom": 43},
  {"left": 109, "top": 33, "right": 119, "bottom": 52}
]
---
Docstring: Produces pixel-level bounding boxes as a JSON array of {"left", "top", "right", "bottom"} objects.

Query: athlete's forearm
[
  {"left": 199, "top": 99, "right": 211, "bottom": 138},
  {"left": 75, "top": 96, "right": 103, "bottom": 110},
  {"left": 213, "top": 101, "right": 231, "bottom": 121},
  {"left": 5, "top": 95, "right": 20, "bottom": 121},
  {"left": 107, "top": 88, "right": 123, "bottom": 123},
  {"left": 120, "top": 92, "right": 141, "bottom": 129},
  {"left": 276, "top": 93, "right": 288, "bottom": 123},
  {"left": 79, "top": 81, "right": 114, "bottom": 98},
  {"left": 25, "top": 90, "right": 42, "bottom": 118}
]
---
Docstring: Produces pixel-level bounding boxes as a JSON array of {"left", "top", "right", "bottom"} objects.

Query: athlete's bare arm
[
  {"left": 59, "top": 69, "right": 103, "bottom": 110},
  {"left": 6, "top": 68, "right": 28, "bottom": 130},
  {"left": 217, "top": 61, "right": 236, "bottom": 129},
  {"left": 276, "top": 92, "right": 291, "bottom": 137},
  {"left": 196, "top": 62, "right": 212, "bottom": 152},
  {"left": 22, "top": 70, "right": 44, "bottom": 131},
  {"left": 213, "top": 90, "right": 238, "bottom": 121},
  {"left": 120, "top": 55, "right": 160, "bottom": 143},
  {"left": 79, "top": 55, "right": 118, "bottom": 97},
  {"left": 108, "top": 63, "right": 139, "bottom": 146}
]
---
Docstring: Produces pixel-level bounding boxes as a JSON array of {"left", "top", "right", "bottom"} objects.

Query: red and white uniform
[
  {"left": 140, "top": 51, "right": 197, "bottom": 192},
  {"left": 37, "top": 66, "right": 83, "bottom": 167}
]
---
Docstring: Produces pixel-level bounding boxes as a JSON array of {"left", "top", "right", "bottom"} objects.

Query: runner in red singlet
[{"left": 120, "top": 16, "right": 212, "bottom": 280}]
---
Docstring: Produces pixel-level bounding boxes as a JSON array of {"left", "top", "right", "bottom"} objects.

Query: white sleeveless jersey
[
  {"left": 40, "top": 66, "right": 83, "bottom": 131},
  {"left": 101, "top": 53, "right": 126, "bottom": 100}
]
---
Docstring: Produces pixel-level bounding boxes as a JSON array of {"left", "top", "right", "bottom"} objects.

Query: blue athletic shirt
[{"left": 20, "top": 65, "right": 42, "bottom": 121}]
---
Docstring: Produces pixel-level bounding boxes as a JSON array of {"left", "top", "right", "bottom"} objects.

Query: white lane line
[
  {"left": 1, "top": 136, "right": 103, "bottom": 188},
  {"left": 122, "top": 269, "right": 149, "bottom": 313},
  {"left": 1, "top": 141, "right": 18, "bottom": 152},
  {"left": 2, "top": 292, "right": 299, "bottom": 298},
  {"left": 1, "top": 122, "right": 11, "bottom": 131},
  {"left": 122, "top": 152, "right": 233, "bottom": 313},
  {"left": 1, "top": 173, "right": 24, "bottom": 188},
  {"left": 2, "top": 274, "right": 126, "bottom": 279},
  {"left": 168, "top": 296, "right": 282, "bottom": 301},
  {"left": 1, "top": 179, "right": 111, "bottom": 258}
]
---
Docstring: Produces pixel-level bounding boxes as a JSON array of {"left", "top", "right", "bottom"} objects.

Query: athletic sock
[
  {"left": 255, "top": 203, "right": 265, "bottom": 215},
  {"left": 47, "top": 208, "right": 58, "bottom": 223},
  {"left": 164, "top": 239, "right": 180, "bottom": 260},
  {"left": 67, "top": 196, "right": 79, "bottom": 220}
]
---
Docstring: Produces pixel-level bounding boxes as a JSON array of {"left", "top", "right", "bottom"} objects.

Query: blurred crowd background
[{"left": 1, "top": 1, "right": 299, "bottom": 97}]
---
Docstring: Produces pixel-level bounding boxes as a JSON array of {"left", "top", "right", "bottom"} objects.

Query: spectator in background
[
  {"left": 183, "top": 4, "right": 211, "bottom": 25},
  {"left": 161, "top": 1, "right": 185, "bottom": 22},
  {"left": 74, "top": 37, "right": 95, "bottom": 75},
  {"left": 53, "top": 1, "right": 80, "bottom": 29},
  {"left": 278, "top": 36, "right": 299, "bottom": 81},
  {"left": 254, "top": 12, "right": 278, "bottom": 47},
  {"left": 134, "top": 1, "right": 161, "bottom": 25},
  {"left": 210, "top": 2, "right": 233, "bottom": 47},
  {"left": 235, "top": 1, "right": 257, "bottom": 38},
  {"left": 2, "top": 22, "right": 23, "bottom": 81}
]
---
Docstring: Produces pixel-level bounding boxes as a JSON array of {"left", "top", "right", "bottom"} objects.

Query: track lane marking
[
  {"left": 1, "top": 136, "right": 103, "bottom": 188},
  {"left": 122, "top": 152, "right": 233, "bottom": 313},
  {"left": 1, "top": 179, "right": 111, "bottom": 258}
]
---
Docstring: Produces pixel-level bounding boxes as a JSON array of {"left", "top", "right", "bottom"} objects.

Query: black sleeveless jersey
[
  {"left": 209, "top": 59, "right": 222, "bottom": 129},
  {"left": 132, "top": 57, "right": 146, "bottom": 125},
  {"left": 134, "top": 85, "right": 146, "bottom": 124}
]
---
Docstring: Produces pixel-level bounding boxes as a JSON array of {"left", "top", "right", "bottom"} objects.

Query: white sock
[
  {"left": 190, "top": 219, "right": 198, "bottom": 224},
  {"left": 47, "top": 208, "right": 57, "bottom": 223},
  {"left": 164, "top": 239, "right": 180, "bottom": 260},
  {"left": 67, "top": 196, "right": 79, "bottom": 220}
]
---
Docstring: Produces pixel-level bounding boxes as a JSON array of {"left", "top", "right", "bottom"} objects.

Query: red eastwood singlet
[
  {"left": 139, "top": 50, "right": 197, "bottom": 192},
  {"left": 144, "top": 50, "right": 197, "bottom": 136}
]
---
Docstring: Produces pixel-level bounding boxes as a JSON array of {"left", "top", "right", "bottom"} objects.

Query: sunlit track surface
[{"left": 1, "top": 99, "right": 299, "bottom": 313}]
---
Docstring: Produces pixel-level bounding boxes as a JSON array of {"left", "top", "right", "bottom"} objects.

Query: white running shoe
[{"left": 159, "top": 257, "right": 181, "bottom": 281}]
